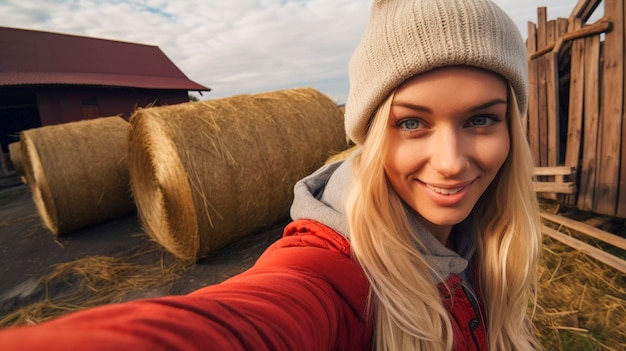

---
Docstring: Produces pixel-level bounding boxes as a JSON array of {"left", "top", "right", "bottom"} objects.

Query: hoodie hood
[{"left": 290, "top": 151, "right": 476, "bottom": 283}]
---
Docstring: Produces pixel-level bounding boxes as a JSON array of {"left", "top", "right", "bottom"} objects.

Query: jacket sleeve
[{"left": 0, "top": 219, "right": 372, "bottom": 351}]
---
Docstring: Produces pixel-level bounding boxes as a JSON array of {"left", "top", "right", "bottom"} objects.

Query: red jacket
[{"left": 0, "top": 219, "right": 486, "bottom": 350}]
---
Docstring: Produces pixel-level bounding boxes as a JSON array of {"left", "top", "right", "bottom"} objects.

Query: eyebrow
[{"left": 391, "top": 98, "right": 508, "bottom": 113}]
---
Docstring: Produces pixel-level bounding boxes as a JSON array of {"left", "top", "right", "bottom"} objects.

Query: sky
[{"left": 0, "top": 0, "right": 597, "bottom": 104}]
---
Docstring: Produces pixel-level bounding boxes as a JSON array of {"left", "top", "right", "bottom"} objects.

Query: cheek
[
  {"left": 383, "top": 138, "right": 419, "bottom": 176},
  {"left": 382, "top": 149, "right": 400, "bottom": 186},
  {"left": 382, "top": 139, "right": 412, "bottom": 191},
  {"left": 488, "top": 132, "right": 510, "bottom": 171}
]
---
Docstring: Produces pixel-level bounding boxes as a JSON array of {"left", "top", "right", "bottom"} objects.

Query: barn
[{"left": 0, "top": 26, "right": 210, "bottom": 173}]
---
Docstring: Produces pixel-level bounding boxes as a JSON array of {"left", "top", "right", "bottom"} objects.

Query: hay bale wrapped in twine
[
  {"left": 20, "top": 116, "right": 135, "bottom": 235},
  {"left": 8, "top": 141, "right": 26, "bottom": 181},
  {"left": 128, "top": 88, "right": 348, "bottom": 261}
]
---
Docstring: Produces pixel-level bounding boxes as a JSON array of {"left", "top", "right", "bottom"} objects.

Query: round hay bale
[
  {"left": 20, "top": 116, "right": 135, "bottom": 235},
  {"left": 129, "top": 87, "right": 348, "bottom": 261},
  {"left": 8, "top": 142, "right": 26, "bottom": 181}
]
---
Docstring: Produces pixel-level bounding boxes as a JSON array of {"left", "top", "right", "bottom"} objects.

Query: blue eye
[
  {"left": 398, "top": 119, "right": 423, "bottom": 130},
  {"left": 466, "top": 115, "right": 499, "bottom": 128}
]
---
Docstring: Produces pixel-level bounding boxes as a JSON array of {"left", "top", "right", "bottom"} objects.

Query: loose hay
[
  {"left": 20, "top": 117, "right": 135, "bottom": 235},
  {"left": 0, "top": 254, "right": 184, "bottom": 328},
  {"left": 128, "top": 88, "right": 348, "bottom": 261},
  {"left": 8, "top": 142, "right": 24, "bottom": 179},
  {"left": 535, "top": 202, "right": 626, "bottom": 350}
]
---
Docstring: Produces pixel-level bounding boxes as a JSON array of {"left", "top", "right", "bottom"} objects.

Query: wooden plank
[
  {"left": 527, "top": 22, "right": 541, "bottom": 166},
  {"left": 555, "top": 18, "right": 570, "bottom": 68},
  {"left": 534, "top": 182, "right": 576, "bottom": 194},
  {"left": 542, "top": 225, "right": 626, "bottom": 274},
  {"left": 617, "top": 2, "right": 626, "bottom": 217},
  {"left": 533, "top": 166, "right": 576, "bottom": 176},
  {"left": 530, "top": 17, "right": 611, "bottom": 59},
  {"left": 577, "top": 35, "right": 601, "bottom": 211},
  {"left": 595, "top": 0, "right": 624, "bottom": 215},
  {"left": 546, "top": 19, "right": 559, "bottom": 169},
  {"left": 557, "top": 18, "right": 569, "bottom": 36},
  {"left": 569, "top": 0, "right": 603, "bottom": 23},
  {"left": 544, "top": 18, "right": 559, "bottom": 198},
  {"left": 541, "top": 212, "right": 626, "bottom": 251},
  {"left": 564, "top": 18, "right": 585, "bottom": 205},
  {"left": 534, "top": 166, "right": 576, "bottom": 196},
  {"left": 538, "top": 8, "right": 549, "bottom": 167}
]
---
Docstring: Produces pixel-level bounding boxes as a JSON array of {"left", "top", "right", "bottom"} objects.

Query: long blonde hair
[{"left": 346, "top": 87, "right": 541, "bottom": 350}]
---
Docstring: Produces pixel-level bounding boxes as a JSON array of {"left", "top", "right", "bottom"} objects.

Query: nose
[{"left": 429, "top": 127, "right": 470, "bottom": 177}]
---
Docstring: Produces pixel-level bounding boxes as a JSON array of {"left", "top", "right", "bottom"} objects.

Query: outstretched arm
[{"left": 0, "top": 220, "right": 371, "bottom": 351}]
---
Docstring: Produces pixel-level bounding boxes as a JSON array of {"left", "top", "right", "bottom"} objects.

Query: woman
[{"left": 0, "top": 0, "right": 540, "bottom": 350}]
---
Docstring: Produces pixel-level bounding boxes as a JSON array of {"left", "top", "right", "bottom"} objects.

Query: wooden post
[
  {"left": 577, "top": 34, "right": 601, "bottom": 211},
  {"left": 537, "top": 7, "right": 549, "bottom": 167},
  {"left": 545, "top": 19, "right": 559, "bottom": 200},
  {"left": 618, "top": 0, "right": 626, "bottom": 217},
  {"left": 565, "top": 18, "right": 585, "bottom": 205},
  {"left": 596, "top": 0, "right": 624, "bottom": 216},
  {"left": 527, "top": 22, "right": 541, "bottom": 166},
  {"left": 546, "top": 19, "right": 560, "bottom": 169}
]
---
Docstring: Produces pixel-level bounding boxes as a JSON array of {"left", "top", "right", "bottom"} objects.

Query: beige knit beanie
[{"left": 345, "top": 0, "right": 528, "bottom": 144}]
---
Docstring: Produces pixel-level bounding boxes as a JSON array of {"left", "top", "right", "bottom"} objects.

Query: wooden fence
[
  {"left": 541, "top": 211, "right": 626, "bottom": 274},
  {"left": 527, "top": 0, "right": 626, "bottom": 218}
]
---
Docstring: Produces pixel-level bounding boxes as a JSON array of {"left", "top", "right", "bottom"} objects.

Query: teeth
[{"left": 427, "top": 184, "right": 463, "bottom": 195}]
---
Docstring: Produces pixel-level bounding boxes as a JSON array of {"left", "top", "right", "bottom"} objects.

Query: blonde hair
[{"left": 346, "top": 87, "right": 541, "bottom": 351}]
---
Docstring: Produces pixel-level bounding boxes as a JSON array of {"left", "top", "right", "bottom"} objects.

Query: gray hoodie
[{"left": 290, "top": 151, "right": 476, "bottom": 284}]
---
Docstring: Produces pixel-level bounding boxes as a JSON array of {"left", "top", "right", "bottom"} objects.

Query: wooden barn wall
[
  {"left": 34, "top": 87, "right": 189, "bottom": 126},
  {"left": 527, "top": 0, "right": 626, "bottom": 218}
]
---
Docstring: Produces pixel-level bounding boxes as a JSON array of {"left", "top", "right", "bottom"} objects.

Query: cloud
[{"left": 1, "top": 0, "right": 596, "bottom": 103}]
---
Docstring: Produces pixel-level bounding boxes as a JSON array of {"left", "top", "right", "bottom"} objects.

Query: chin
[{"left": 423, "top": 212, "right": 471, "bottom": 227}]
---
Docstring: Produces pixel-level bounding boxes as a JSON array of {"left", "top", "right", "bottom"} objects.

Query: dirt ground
[{"left": 0, "top": 183, "right": 285, "bottom": 324}]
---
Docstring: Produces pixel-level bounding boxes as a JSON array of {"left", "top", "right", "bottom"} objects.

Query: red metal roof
[{"left": 0, "top": 27, "right": 210, "bottom": 91}]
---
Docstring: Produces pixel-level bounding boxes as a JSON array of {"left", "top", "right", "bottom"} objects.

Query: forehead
[{"left": 394, "top": 66, "right": 508, "bottom": 101}]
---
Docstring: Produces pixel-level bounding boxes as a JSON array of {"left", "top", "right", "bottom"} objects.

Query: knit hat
[{"left": 345, "top": 0, "right": 528, "bottom": 144}]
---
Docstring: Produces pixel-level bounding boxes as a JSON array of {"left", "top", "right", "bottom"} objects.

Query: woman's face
[{"left": 383, "top": 66, "right": 510, "bottom": 243}]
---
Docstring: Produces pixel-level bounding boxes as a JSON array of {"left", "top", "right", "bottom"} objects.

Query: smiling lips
[
  {"left": 424, "top": 179, "right": 476, "bottom": 196},
  {"left": 426, "top": 184, "right": 464, "bottom": 195}
]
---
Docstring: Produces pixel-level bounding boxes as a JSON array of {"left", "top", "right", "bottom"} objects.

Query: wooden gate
[{"left": 527, "top": 0, "right": 626, "bottom": 218}]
